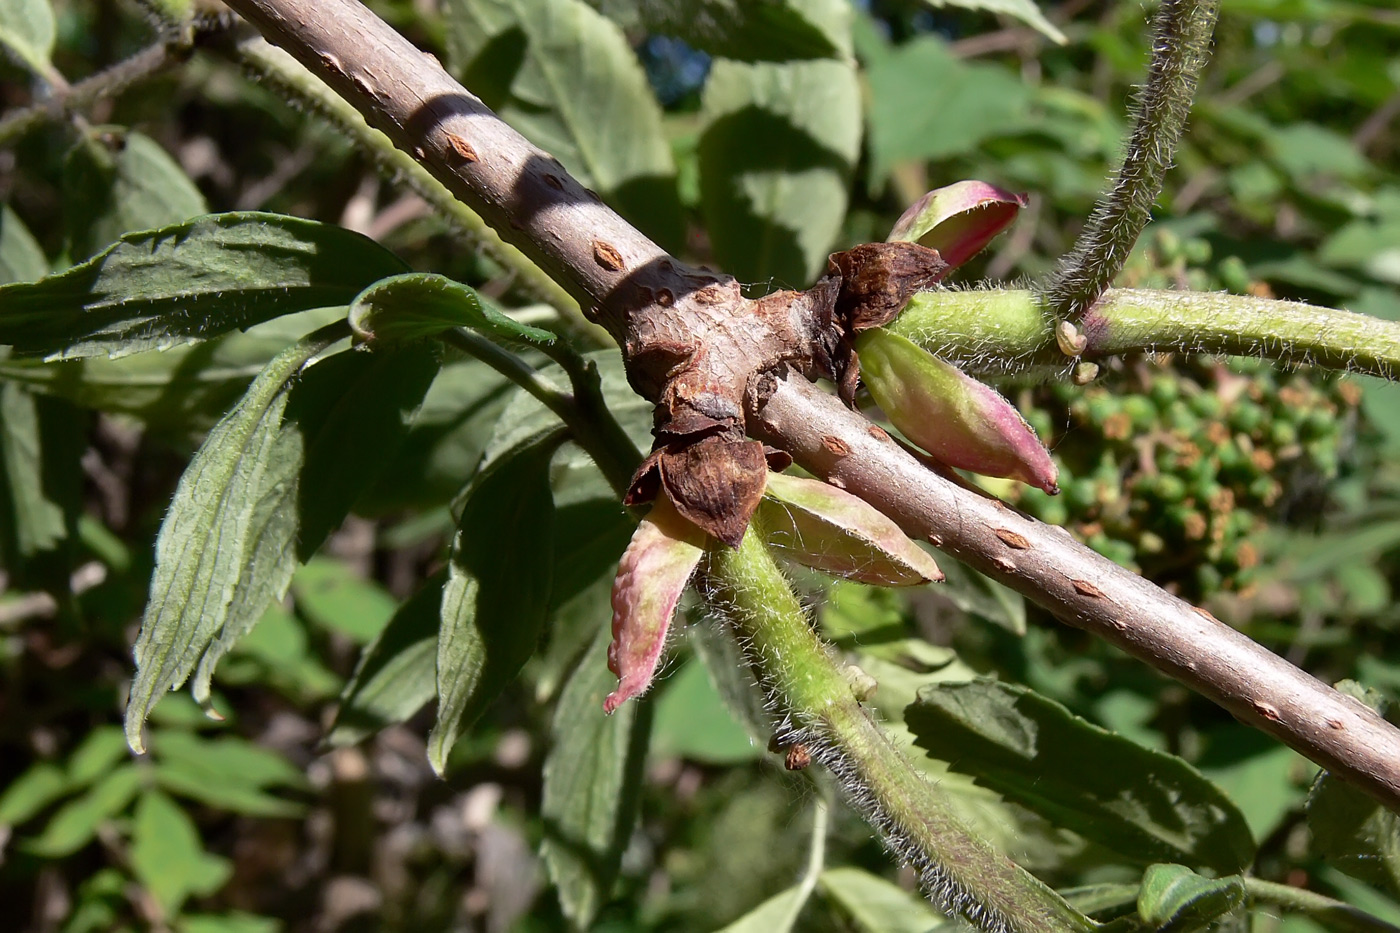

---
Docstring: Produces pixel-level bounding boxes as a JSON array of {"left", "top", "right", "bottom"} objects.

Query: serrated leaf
[
  {"left": 349, "top": 272, "right": 556, "bottom": 347},
  {"left": 24, "top": 764, "right": 143, "bottom": 858},
  {"left": 129, "top": 791, "right": 232, "bottom": 915},
  {"left": 190, "top": 341, "right": 438, "bottom": 706},
  {"left": 0, "top": 212, "right": 408, "bottom": 360},
  {"left": 590, "top": 0, "right": 845, "bottom": 61},
  {"left": 0, "top": 308, "right": 345, "bottom": 433},
  {"left": 63, "top": 129, "right": 208, "bottom": 263},
  {"left": 1137, "top": 864, "right": 1246, "bottom": 931},
  {"left": 906, "top": 679, "right": 1256, "bottom": 874},
  {"left": 328, "top": 572, "right": 445, "bottom": 747},
  {"left": 0, "top": 0, "right": 56, "bottom": 74},
  {"left": 428, "top": 429, "right": 560, "bottom": 775},
  {"left": 917, "top": 0, "right": 1065, "bottom": 44},
  {"left": 0, "top": 205, "right": 47, "bottom": 284},
  {"left": 540, "top": 623, "right": 652, "bottom": 927},
  {"left": 699, "top": 53, "right": 861, "bottom": 287},
  {"left": 819, "top": 867, "right": 948, "bottom": 933},
  {"left": 444, "top": 0, "right": 684, "bottom": 250},
  {"left": 125, "top": 330, "right": 340, "bottom": 753}
]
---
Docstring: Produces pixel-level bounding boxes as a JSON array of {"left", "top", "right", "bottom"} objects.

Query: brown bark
[{"left": 220, "top": 0, "right": 1400, "bottom": 813}]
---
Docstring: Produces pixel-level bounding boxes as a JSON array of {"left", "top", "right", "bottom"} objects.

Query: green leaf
[
  {"left": 0, "top": 212, "right": 408, "bottom": 360},
  {"left": 699, "top": 53, "right": 861, "bottom": 287},
  {"left": 0, "top": 308, "right": 345, "bottom": 433},
  {"left": 715, "top": 885, "right": 810, "bottom": 933},
  {"left": 865, "top": 37, "right": 1031, "bottom": 187},
  {"left": 66, "top": 726, "right": 131, "bottom": 788},
  {"left": 0, "top": 0, "right": 56, "bottom": 74},
  {"left": 588, "top": 0, "right": 845, "bottom": 61},
  {"left": 1307, "top": 683, "right": 1400, "bottom": 897},
  {"left": 917, "top": 0, "right": 1065, "bottom": 44},
  {"left": 151, "top": 732, "right": 306, "bottom": 818},
  {"left": 188, "top": 340, "right": 438, "bottom": 706},
  {"left": 63, "top": 129, "right": 208, "bottom": 263},
  {"left": 0, "top": 205, "right": 47, "bottom": 284},
  {"left": 349, "top": 272, "right": 556, "bottom": 347},
  {"left": 906, "top": 679, "right": 1256, "bottom": 874},
  {"left": 129, "top": 790, "right": 232, "bottom": 915},
  {"left": 444, "top": 0, "right": 684, "bottom": 250},
  {"left": 125, "top": 329, "right": 341, "bottom": 753},
  {"left": 358, "top": 359, "right": 514, "bottom": 514},
  {"left": 329, "top": 572, "right": 445, "bottom": 746},
  {"left": 291, "top": 557, "right": 400, "bottom": 644},
  {"left": 540, "top": 623, "right": 652, "bottom": 928},
  {"left": 0, "top": 384, "right": 80, "bottom": 577},
  {"left": 650, "top": 658, "right": 762, "bottom": 765},
  {"left": 177, "top": 913, "right": 281, "bottom": 933},
  {"left": 0, "top": 761, "right": 69, "bottom": 827},
  {"left": 428, "top": 429, "right": 561, "bottom": 775},
  {"left": 1137, "top": 864, "right": 1246, "bottom": 931},
  {"left": 819, "top": 867, "right": 949, "bottom": 933},
  {"left": 25, "top": 764, "right": 143, "bottom": 858}
]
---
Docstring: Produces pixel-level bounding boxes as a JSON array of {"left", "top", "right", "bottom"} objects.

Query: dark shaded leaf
[
  {"left": 540, "top": 623, "right": 652, "bottom": 927},
  {"left": 444, "top": 0, "right": 685, "bottom": 251},
  {"left": 906, "top": 679, "right": 1255, "bottom": 874},
  {"left": 0, "top": 212, "right": 408, "bottom": 360},
  {"left": 427, "top": 428, "right": 560, "bottom": 774},
  {"left": 699, "top": 53, "right": 860, "bottom": 287},
  {"left": 590, "top": 0, "right": 843, "bottom": 61},
  {"left": 329, "top": 572, "right": 446, "bottom": 747},
  {"left": 63, "top": 128, "right": 207, "bottom": 262}
]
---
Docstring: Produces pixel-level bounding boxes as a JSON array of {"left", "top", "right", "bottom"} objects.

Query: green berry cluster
[{"left": 1004, "top": 232, "right": 1363, "bottom": 600}]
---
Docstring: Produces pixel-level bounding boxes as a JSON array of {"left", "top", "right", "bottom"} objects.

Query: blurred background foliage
[{"left": 1, "top": 0, "right": 1400, "bottom": 930}]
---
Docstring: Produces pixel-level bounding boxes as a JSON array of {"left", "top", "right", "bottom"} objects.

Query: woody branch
[{"left": 220, "top": 0, "right": 1400, "bottom": 813}]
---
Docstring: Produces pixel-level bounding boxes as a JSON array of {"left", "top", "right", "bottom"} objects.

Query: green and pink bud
[
  {"left": 887, "top": 181, "right": 1028, "bottom": 270},
  {"left": 855, "top": 328, "right": 1059, "bottom": 494},
  {"left": 605, "top": 496, "right": 705, "bottom": 713},
  {"left": 760, "top": 472, "right": 943, "bottom": 586}
]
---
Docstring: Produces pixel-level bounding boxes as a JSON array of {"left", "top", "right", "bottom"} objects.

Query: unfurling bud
[
  {"left": 887, "top": 181, "right": 1029, "bottom": 269},
  {"left": 855, "top": 328, "right": 1059, "bottom": 494},
  {"left": 605, "top": 497, "right": 705, "bottom": 713},
  {"left": 760, "top": 472, "right": 942, "bottom": 586}
]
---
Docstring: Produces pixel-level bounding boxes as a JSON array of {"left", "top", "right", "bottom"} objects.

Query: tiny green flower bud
[
  {"left": 856, "top": 328, "right": 1059, "bottom": 494},
  {"left": 760, "top": 471, "right": 943, "bottom": 586},
  {"left": 605, "top": 497, "right": 705, "bottom": 713}
]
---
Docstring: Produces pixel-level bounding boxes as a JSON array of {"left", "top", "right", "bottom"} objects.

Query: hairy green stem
[
  {"left": 0, "top": 33, "right": 203, "bottom": 145},
  {"left": 1044, "top": 0, "right": 1219, "bottom": 319},
  {"left": 701, "top": 523, "right": 1097, "bottom": 933},
  {"left": 1243, "top": 879, "right": 1400, "bottom": 933},
  {"left": 889, "top": 287, "right": 1400, "bottom": 379},
  {"left": 439, "top": 330, "right": 639, "bottom": 497}
]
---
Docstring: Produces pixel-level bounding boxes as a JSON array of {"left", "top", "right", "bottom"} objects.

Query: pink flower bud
[
  {"left": 856, "top": 328, "right": 1059, "bottom": 494},
  {"left": 887, "top": 181, "right": 1028, "bottom": 270},
  {"left": 761, "top": 472, "right": 942, "bottom": 586},
  {"left": 604, "top": 497, "right": 706, "bottom": 713}
]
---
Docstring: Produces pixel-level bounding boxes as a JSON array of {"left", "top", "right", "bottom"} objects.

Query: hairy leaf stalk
[
  {"left": 889, "top": 288, "right": 1400, "bottom": 379},
  {"left": 701, "top": 524, "right": 1097, "bottom": 933},
  {"left": 1045, "top": 0, "right": 1220, "bottom": 319}
]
